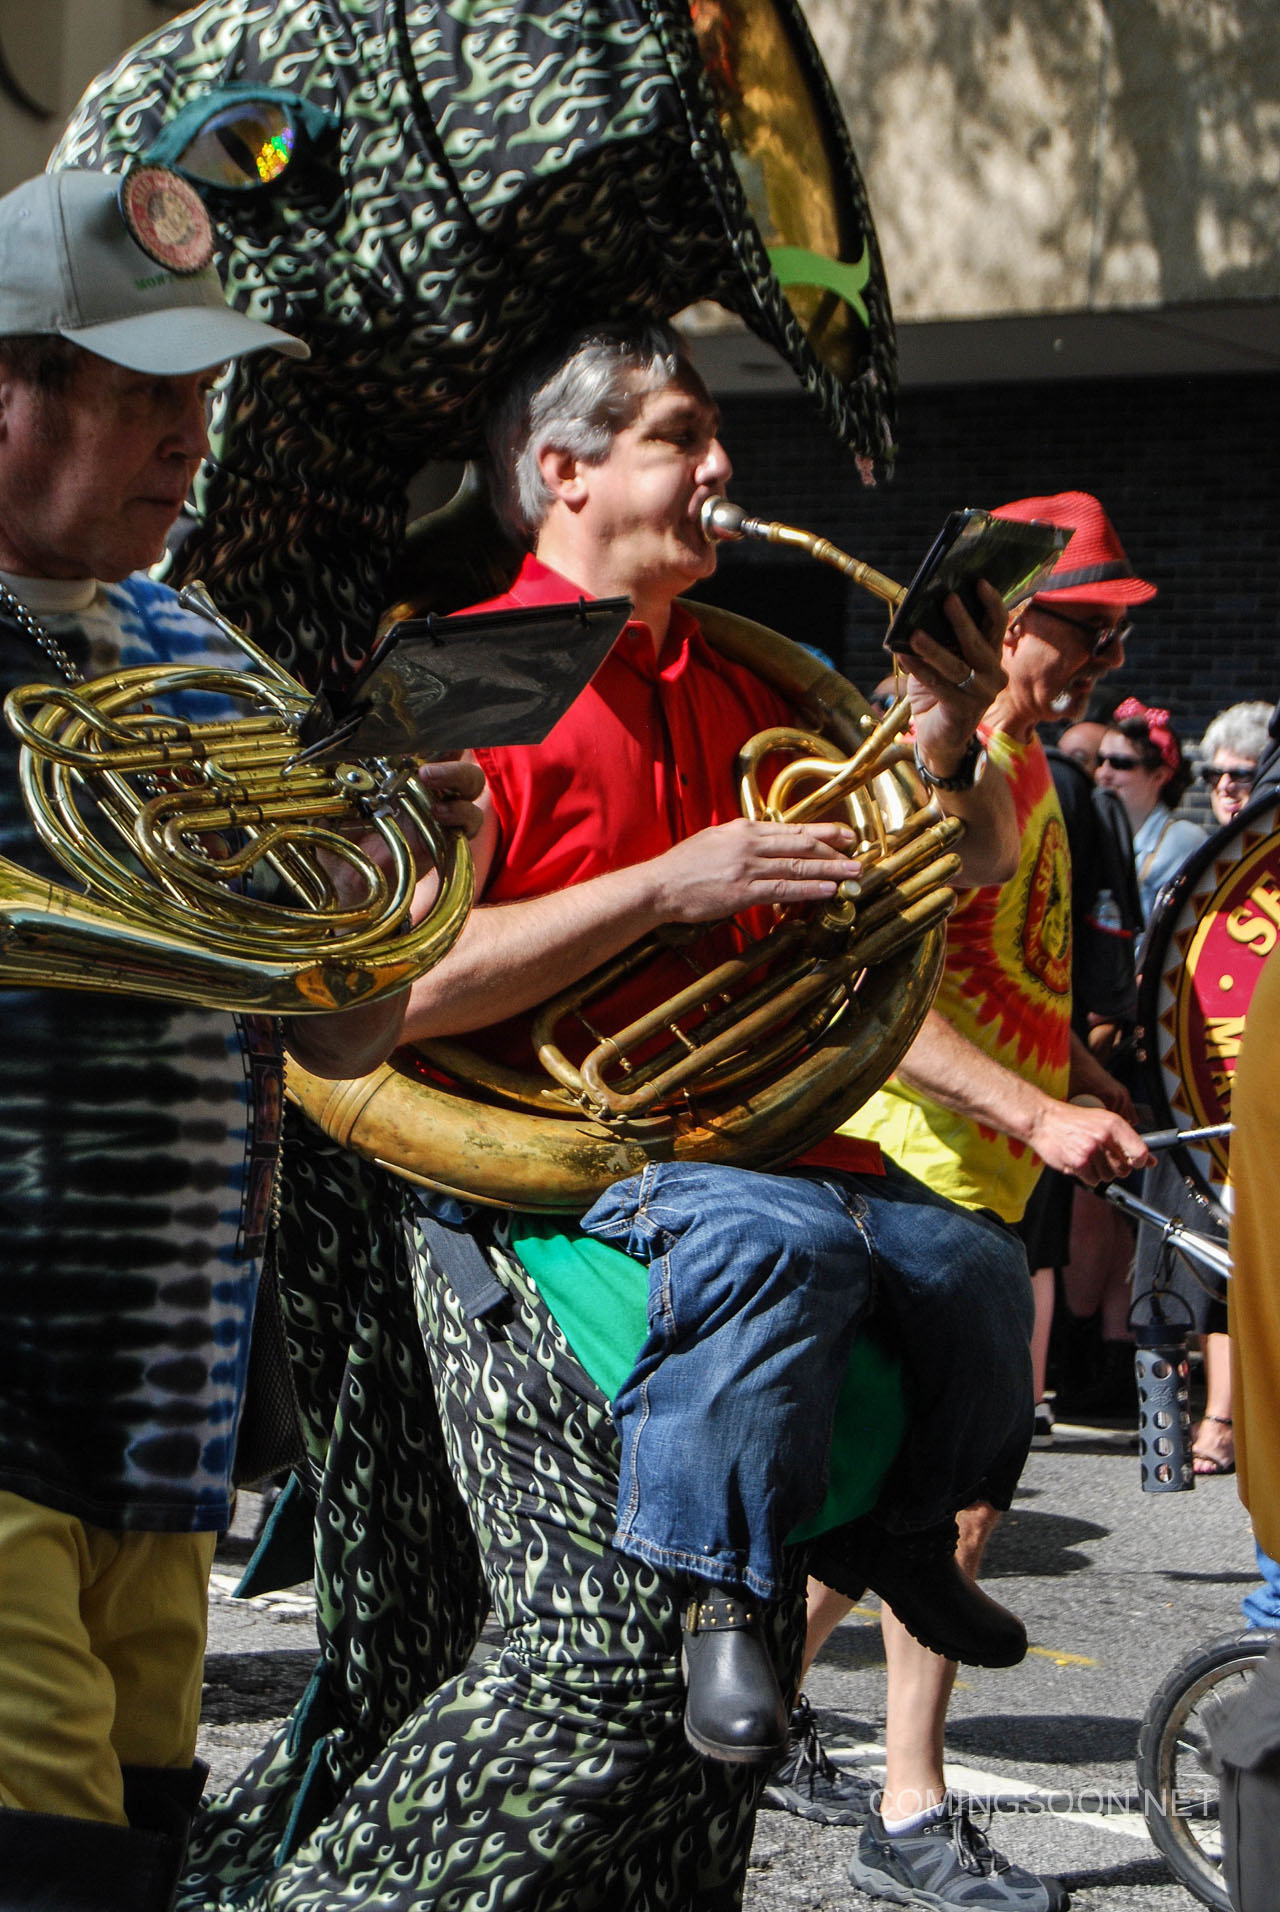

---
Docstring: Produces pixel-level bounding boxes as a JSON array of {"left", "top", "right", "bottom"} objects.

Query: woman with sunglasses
[
  {"left": 1197, "top": 700, "right": 1272, "bottom": 828},
  {"left": 1094, "top": 697, "right": 1205, "bottom": 922}
]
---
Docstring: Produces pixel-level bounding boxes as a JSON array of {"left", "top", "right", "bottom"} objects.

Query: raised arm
[{"left": 897, "top": 579, "right": 1020, "bottom": 889}]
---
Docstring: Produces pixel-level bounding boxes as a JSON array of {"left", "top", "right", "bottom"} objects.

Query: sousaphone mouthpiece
[{"left": 700, "top": 496, "right": 756, "bottom": 541}]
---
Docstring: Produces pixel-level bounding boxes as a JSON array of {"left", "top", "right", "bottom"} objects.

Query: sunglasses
[
  {"left": 1032, "top": 603, "right": 1133, "bottom": 660},
  {"left": 144, "top": 87, "right": 339, "bottom": 194},
  {"left": 1096, "top": 752, "right": 1147, "bottom": 773},
  {"left": 1198, "top": 763, "right": 1255, "bottom": 790}
]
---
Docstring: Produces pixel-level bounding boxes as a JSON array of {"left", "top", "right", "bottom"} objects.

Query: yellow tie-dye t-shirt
[{"left": 843, "top": 727, "right": 1072, "bottom": 1224}]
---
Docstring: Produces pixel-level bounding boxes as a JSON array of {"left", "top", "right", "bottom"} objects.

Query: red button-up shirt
[{"left": 468, "top": 555, "right": 882, "bottom": 1175}]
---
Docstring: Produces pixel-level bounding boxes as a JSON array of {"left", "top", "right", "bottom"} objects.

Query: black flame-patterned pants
[{"left": 184, "top": 1216, "right": 803, "bottom": 1912}]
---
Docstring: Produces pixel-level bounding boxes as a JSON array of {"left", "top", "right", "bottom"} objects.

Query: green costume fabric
[
  {"left": 510, "top": 1217, "right": 906, "bottom": 1538},
  {"left": 186, "top": 1233, "right": 810, "bottom": 1910}
]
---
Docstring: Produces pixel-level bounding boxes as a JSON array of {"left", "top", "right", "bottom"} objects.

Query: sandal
[{"left": 1192, "top": 1413, "right": 1235, "bottom": 1476}]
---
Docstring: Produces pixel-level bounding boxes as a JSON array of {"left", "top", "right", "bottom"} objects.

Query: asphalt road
[{"left": 203, "top": 1413, "right": 1258, "bottom": 1910}]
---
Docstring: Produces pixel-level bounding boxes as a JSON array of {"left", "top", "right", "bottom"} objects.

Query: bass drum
[{"left": 1137, "top": 791, "right": 1280, "bottom": 1226}]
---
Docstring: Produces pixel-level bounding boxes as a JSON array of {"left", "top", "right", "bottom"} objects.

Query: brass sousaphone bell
[{"left": 288, "top": 505, "right": 977, "bottom": 1210}]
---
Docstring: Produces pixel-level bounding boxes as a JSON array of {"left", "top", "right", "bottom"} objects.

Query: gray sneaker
[
  {"left": 848, "top": 1796, "right": 1068, "bottom": 1909},
  {"left": 759, "top": 1694, "right": 877, "bottom": 1827}
]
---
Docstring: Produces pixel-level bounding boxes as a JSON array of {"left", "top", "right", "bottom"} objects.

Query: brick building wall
[{"left": 692, "top": 369, "right": 1280, "bottom": 749}]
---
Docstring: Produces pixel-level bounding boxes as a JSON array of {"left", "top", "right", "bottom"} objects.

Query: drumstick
[{"left": 1140, "top": 1121, "right": 1235, "bottom": 1150}]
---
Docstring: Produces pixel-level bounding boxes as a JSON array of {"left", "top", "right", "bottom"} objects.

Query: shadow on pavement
[
  {"left": 201, "top": 1648, "right": 316, "bottom": 1724},
  {"left": 980, "top": 1509, "right": 1109, "bottom": 1577},
  {"left": 945, "top": 1712, "right": 1142, "bottom": 1765}
]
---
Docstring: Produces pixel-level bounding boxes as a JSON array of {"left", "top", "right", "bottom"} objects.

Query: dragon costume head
[{"left": 56, "top": 0, "right": 896, "bottom": 689}]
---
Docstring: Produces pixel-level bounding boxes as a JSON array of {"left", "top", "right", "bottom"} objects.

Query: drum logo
[{"left": 1154, "top": 823, "right": 1280, "bottom": 1192}]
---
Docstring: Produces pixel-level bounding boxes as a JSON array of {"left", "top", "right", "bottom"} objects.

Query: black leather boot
[
  {"left": 0, "top": 1802, "right": 185, "bottom": 1911},
  {"left": 680, "top": 1588, "right": 788, "bottom": 1766},
  {"left": 860, "top": 1519, "right": 1027, "bottom": 1668}
]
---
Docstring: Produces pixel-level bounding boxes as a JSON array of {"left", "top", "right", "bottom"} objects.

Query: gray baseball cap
[{"left": 0, "top": 168, "right": 308, "bottom": 373}]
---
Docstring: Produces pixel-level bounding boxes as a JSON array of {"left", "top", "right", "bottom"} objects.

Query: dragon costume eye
[
  {"left": 144, "top": 86, "right": 339, "bottom": 194},
  {"left": 689, "top": 0, "right": 873, "bottom": 384},
  {"left": 180, "top": 101, "right": 297, "bottom": 188}
]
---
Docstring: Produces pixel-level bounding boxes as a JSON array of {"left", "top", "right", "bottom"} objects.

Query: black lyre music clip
[{"left": 295, "top": 595, "right": 632, "bottom": 763}]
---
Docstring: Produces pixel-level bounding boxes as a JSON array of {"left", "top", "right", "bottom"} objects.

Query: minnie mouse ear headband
[
  {"left": 993, "top": 491, "right": 1157, "bottom": 607},
  {"left": 1113, "top": 695, "right": 1181, "bottom": 770}
]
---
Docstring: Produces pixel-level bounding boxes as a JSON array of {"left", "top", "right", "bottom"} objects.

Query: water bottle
[
  {"left": 1134, "top": 1307, "right": 1194, "bottom": 1493},
  {"left": 1091, "top": 888, "right": 1123, "bottom": 934}
]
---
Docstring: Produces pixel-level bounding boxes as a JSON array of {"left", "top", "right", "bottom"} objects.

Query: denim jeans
[
  {"left": 581, "top": 1157, "right": 1033, "bottom": 1603},
  {"left": 1242, "top": 1543, "right": 1280, "bottom": 1631}
]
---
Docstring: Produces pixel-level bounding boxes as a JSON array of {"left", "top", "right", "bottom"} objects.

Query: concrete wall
[
  {"left": 693, "top": 369, "right": 1280, "bottom": 740},
  {"left": 807, "top": 0, "right": 1280, "bottom": 322},
  {"left": 0, "top": 0, "right": 181, "bottom": 194}
]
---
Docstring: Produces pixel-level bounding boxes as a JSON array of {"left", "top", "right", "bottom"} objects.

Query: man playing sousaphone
[{"left": 228, "top": 316, "right": 1062, "bottom": 1908}]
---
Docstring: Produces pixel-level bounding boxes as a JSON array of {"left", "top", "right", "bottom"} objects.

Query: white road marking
[
  {"left": 209, "top": 1568, "right": 315, "bottom": 1616},
  {"left": 824, "top": 1739, "right": 1155, "bottom": 1843}
]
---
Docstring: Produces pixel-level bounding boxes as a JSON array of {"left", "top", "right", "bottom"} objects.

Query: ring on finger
[{"left": 956, "top": 667, "right": 977, "bottom": 692}]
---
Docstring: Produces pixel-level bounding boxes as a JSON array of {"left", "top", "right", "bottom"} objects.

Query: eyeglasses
[
  {"left": 1096, "top": 752, "right": 1146, "bottom": 773},
  {"left": 1198, "top": 763, "right": 1255, "bottom": 790},
  {"left": 1031, "top": 603, "right": 1133, "bottom": 660}
]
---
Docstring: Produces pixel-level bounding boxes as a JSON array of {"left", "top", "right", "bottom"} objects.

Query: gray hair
[
  {"left": 1200, "top": 700, "right": 1273, "bottom": 764},
  {"left": 485, "top": 318, "right": 689, "bottom": 540}
]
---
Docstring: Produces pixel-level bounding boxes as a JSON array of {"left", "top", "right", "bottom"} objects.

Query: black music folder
[{"left": 296, "top": 596, "right": 632, "bottom": 762}]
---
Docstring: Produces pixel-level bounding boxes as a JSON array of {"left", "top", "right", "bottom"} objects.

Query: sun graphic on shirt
[
  {"left": 1021, "top": 815, "right": 1072, "bottom": 997},
  {"left": 941, "top": 784, "right": 1073, "bottom": 1085}
]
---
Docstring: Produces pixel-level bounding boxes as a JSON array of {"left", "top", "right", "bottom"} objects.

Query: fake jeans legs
[
  {"left": 581, "top": 1159, "right": 1035, "bottom": 1602},
  {"left": 582, "top": 1162, "right": 875, "bottom": 1600}
]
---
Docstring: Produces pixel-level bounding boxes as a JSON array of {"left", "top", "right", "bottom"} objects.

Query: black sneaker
[
  {"left": 848, "top": 1795, "right": 1068, "bottom": 1909},
  {"left": 759, "top": 1694, "right": 877, "bottom": 1826}
]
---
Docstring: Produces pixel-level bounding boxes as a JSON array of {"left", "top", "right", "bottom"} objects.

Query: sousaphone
[{"left": 288, "top": 507, "right": 974, "bottom": 1211}]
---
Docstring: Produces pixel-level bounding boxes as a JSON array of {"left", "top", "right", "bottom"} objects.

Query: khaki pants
[{"left": 0, "top": 1490, "right": 215, "bottom": 1821}]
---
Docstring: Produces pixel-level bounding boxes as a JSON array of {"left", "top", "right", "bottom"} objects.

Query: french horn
[
  {"left": 288, "top": 508, "right": 967, "bottom": 1209},
  {"left": 0, "top": 583, "right": 472, "bottom": 1014}
]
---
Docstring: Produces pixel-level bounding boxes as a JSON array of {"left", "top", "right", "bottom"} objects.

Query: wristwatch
[{"left": 913, "top": 737, "right": 986, "bottom": 792}]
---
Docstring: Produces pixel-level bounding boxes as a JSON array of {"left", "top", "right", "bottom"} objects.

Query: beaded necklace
[{"left": 0, "top": 576, "right": 85, "bottom": 685}]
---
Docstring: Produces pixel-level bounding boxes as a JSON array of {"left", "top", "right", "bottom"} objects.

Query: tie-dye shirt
[
  {"left": 844, "top": 727, "right": 1072, "bottom": 1224},
  {"left": 0, "top": 574, "right": 283, "bottom": 1533}
]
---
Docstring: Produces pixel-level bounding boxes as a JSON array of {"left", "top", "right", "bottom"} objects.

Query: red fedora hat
[{"left": 993, "top": 490, "right": 1157, "bottom": 606}]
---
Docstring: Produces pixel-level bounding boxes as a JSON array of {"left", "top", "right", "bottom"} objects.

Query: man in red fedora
[{"left": 779, "top": 493, "right": 1155, "bottom": 1912}]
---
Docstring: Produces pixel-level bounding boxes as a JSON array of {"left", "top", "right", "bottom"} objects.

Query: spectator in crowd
[
  {"left": 1095, "top": 697, "right": 1204, "bottom": 921},
  {"left": 1056, "top": 719, "right": 1106, "bottom": 777},
  {"left": 1197, "top": 700, "right": 1272, "bottom": 830},
  {"left": 1025, "top": 718, "right": 1142, "bottom": 1442}
]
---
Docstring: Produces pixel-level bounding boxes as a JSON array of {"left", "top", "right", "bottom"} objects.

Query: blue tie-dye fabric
[{"left": 0, "top": 575, "right": 282, "bottom": 1533}]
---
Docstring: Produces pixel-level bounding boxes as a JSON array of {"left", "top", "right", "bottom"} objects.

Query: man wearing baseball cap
[
  {"left": 781, "top": 494, "right": 1156, "bottom": 1912},
  {"left": 0, "top": 169, "right": 469, "bottom": 1909}
]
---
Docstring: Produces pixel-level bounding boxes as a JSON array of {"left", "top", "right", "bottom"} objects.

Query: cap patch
[{"left": 119, "top": 165, "right": 214, "bottom": 277}]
